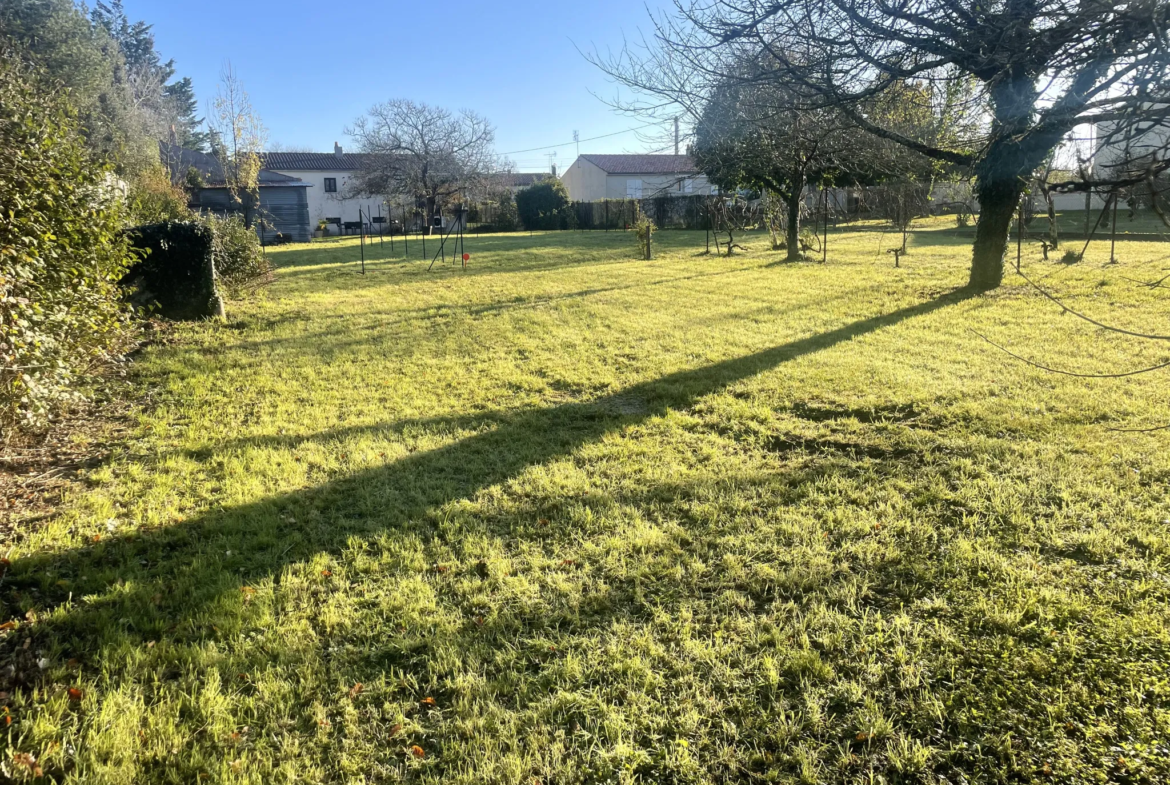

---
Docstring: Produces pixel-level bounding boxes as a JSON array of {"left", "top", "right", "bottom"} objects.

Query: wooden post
[
  {"left": 358, "top": 207, "right": 366, "bottom": 275},
  {"left": 402, "top": 207, "right": 408, "bottom": 258},
  {"left": 1017, "top": 198, "right": 1023, "bottom": 273},
  {"left": 822, "top": 187, "right": 828, "bottom": 264},
  {"left": 1110, "top": 190, "right": 1119, "bottom": 264}
]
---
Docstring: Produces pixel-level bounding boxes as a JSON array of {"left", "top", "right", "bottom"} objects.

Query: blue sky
[{"left": 123, "top": 0, "right": 675, "bottom": 171}]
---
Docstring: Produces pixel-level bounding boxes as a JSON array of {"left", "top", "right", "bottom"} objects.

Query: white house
[
  {"left": 560, "top": 154, "right": 714, "bottom": 202},
  {"left": 261, "top": 144, "right": 377, "bottom": 233}
]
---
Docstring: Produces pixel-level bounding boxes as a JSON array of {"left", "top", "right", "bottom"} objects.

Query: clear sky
[{"left": 122, "top": 0, "right": 676, "bottom": 172}]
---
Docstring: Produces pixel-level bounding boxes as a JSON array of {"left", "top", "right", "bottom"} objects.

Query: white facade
[{"left": 561, "top": 155, "right": 714, "bottom": 202}]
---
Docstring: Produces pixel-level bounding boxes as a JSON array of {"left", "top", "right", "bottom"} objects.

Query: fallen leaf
[
  {"left": 855, "top": 732, "right": 869, "bottom": 742},
  {"left": 410, "top": 745, "right": 425, "bottom": 758},
  {"left": 560, "top": 559, "right": 576, "bottom": 567},
  {"left": 321, "top": 570, "right": 332, "bottom": 577},
  {"left": 388, "top": 723, "right": 403, "bottom": 737},
  {"left": 420, "top": 697, "right": 436, "bottom": 707},
  {"left": 433, "top": 564, "right": 449, "bottom": 574},
  {"left": 67, "top": 688, "right": 83, "bottom": 702},
  {"left": 349, "top": 683, "right": 363, "bottom": 699},
  {"left": 0, "top": 621, "right": 16, "bottom": 632},
  {"left": 92, "top": 534, "right": 101, "bottom": 542}
]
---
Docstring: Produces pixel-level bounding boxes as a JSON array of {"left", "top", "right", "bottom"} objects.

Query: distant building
[
  {"left": 261, "top": 144, "right": 371, "bottom": 232},
  {"left": 560, "top": 154, "right": 713, "bottom": 202},
  {"left": 160, "top": 143, "right": 312, "bottom": 243},
  {"left": 492, "top": 172, "right": 553, "bottom": 195}
]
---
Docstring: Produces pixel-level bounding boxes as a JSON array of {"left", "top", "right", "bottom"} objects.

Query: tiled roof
[
  {"left": 159, "top": 142, "right": 308, "bottom": 187},
  {"left": 260, "top": 152, "right": 371, "bottom": 171},
  {"left": 577, "top": 154, "right": 698, "bottom": 175},
  {"left": 494, "top": 172, "right": 553, "bottom": 187}
]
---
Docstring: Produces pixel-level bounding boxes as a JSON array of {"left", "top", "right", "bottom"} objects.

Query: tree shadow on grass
[{"left": 0, "top": 287, "right": 976, "bottom": 761}]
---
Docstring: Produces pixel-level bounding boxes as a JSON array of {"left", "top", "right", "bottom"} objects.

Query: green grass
[{"left": 3, "top": 224, "right": 1170, "bottom": 783}]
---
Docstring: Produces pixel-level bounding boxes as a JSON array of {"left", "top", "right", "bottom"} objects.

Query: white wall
[
  {"left": 561, "top": 158, "right": 608, "bottom": 201},
  {"left": 605, "top": 174, "right": 713, "bottom": 199},
  {"left": 269, "top": 169, "right": 371, "bottom": 231}
]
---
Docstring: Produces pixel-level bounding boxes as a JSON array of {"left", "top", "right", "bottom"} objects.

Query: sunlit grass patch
[{"left": 2, "top": 226, "right": 1169, "bottom": 783}]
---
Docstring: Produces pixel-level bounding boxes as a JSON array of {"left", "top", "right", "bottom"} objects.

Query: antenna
[{"left": 573, "top": 130, "right": 579, "bottom": 159}]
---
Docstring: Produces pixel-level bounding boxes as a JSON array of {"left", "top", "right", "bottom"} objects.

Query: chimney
[
  {"left": 334, "top": 142, "right": 343, "bottom": 156},
  {"left": 551, "top": 163, "right": 558, "bottom": 178}
]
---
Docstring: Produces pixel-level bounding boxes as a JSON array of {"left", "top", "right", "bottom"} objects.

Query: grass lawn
[{"left": 2, "top": 224, "right": 1169, "bottom": 783}]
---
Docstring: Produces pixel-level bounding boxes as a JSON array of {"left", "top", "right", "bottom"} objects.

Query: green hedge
[
  {"left": 0, "top": 50, "right": 134, "bottom": 431},
  {"left": 122, "top": 222, "right": 225, "bottom": 321}
]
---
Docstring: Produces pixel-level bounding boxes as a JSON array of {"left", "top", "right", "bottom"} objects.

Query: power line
[{"left": 498, "top": 122, "right": 665, "bottom": 156}]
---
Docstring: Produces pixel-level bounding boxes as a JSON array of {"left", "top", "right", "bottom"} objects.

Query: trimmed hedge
[{"left": 122, "top": 222, "right": 225, "bottom": 320}]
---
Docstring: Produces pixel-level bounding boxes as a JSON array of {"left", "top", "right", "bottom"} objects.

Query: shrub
[
  {"left": 128, "top": 164, "right": 192, "bottom": 225},
  {"left": 122, "top": 222, "right": 224, "bottom": 320},
  {"left": 203, "top": 214, "right": 270, "bottom": 292},
  {"left": 632, "top": 203, "right": 656, "bottom": 260},
  {"left": 516, "top": 180, "right": 570, "bottom": 231},
  {"left": 0, "top": 50, "right": 134, "bottom": 431},
  {"left": 494, "top": 194, "right": 520, "bottom": 232}
]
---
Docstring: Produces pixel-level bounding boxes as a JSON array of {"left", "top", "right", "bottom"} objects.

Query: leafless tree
[
  {"left": 590, "top": 0, "right": 1170, "bottom": 289},
  {"left": 207, "top": 62, "right": 266, "bottom": 228},
  {"left": 347, "top": 100, "right": 495, "bottom": 234}
]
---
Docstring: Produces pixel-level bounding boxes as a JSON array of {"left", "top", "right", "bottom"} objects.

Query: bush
[
  {"left": 128, "top": 164, "right": 192, "bottom": 225},
  {"left": 494, "top": 194, "right": 520, "bottom": 232},
  {"left": 632, "top": 203, "right": 656, "bottom": 260},
  {"left": 516, "top": 180, "right": 570, "bottom": 231},
  {"left": 0, "top": 51, "right": 134, "bottom": 431},
  {"left": 203, "top": 214, "right": 270, "bottom": 292},
  {"left": 122, "top": 221, "right": 224, "bottom": 321}
]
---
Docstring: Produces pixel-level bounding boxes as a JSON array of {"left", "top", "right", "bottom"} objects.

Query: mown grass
[{"left": 2, "top": 223, "right": 1169, "bottom": 783}]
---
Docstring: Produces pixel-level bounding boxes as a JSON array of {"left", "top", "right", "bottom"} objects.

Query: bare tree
[
  {"left": 591, "top": 0, "right": 1170, "bottom": 289},
  {"left": 207, "top": 62, "right": 266, "bottom": 227},
  {"left": 693, "top": 68, "right": 860, "bottom": 261},
  {"left": 347, "top": 100, "right": 495, "bottom": 234}
]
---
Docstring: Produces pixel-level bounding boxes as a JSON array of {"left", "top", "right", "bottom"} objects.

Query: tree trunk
[
  {"left": 1046, "top": 191, "right": 1059, "bottom": 249},
  {"left": 425, "top": 195, "right": 437, "bottom": 235},
  {"left": 785, "top": 188, "right": 802, "bottom": 262},
  {"left": 970, "top": 178, "right": 1024, "bottom": 289}
]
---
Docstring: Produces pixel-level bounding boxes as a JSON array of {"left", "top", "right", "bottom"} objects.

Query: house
[
  {"left": 560, "top": 154, "right": 713, "bottom": 202},
  {"left": 160, "top": 143, "right": 312, "bottom": 242},
  {"left": 491, "top": 172, "right": 553, "bottom": 195},
  {"left": 261, "top": 144, "right": 374, "bottom": 233}
]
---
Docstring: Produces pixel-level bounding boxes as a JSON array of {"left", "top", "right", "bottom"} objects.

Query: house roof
[
  {"left": 259, "top": 152, "right": 371, "bottom": 171},
  {"left": 159, "top": 143, "right": 309, "bottom": 188},
  {"left": 577, "top": 154, "right": 698, "bottom": 175},
  {"left": 493, "top": 172, "right": 552, "bottom": 188}
]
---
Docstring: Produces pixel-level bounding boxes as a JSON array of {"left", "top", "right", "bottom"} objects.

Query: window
[
  {"left": 684, "top": 179, "right": 694, "bottom": 194},
  {"left": 626, "top": 179, "right": 643, "bottom": 199},
  {"left": 324, "top": 177, "right": 337, "bottom": 193}
]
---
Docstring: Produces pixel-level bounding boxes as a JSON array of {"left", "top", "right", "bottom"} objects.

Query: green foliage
[
  {"left": 127, "top": 164, "right": 192, "bottom": 224},
  {"left": 515, "top": 179, "right": 571, "bottom": 230},
  {"left": 0, "top": 51, "right": 134, "bottom": 430},
  {"left": 123, "top": 221, "right": 223, "bottom": 320},
  {"left": 493, "top": 193, "right": 520, "bottom": 232},
  {"left": 203, "top": 214, "right": 270, "bottom": 291},
  {"left": 632, "top": 202, "right": 655, "bottom": 259}
]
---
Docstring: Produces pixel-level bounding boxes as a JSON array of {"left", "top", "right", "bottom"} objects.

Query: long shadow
[{"left": 2, "top": 287, "right": 973, "bottom": 685}]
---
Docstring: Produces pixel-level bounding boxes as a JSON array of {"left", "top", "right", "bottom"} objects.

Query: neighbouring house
[
  {"left": 260, "top": 144, "right": 373, "bottom": 233},
  {"left": 560, "top": 154, "right": 714, "bottom": 202},
  {"left": 492, "top": 172, "right": 553, "bottom": 195},
  {"left": 160, "top": 143, "right": 312, "bottom": 242}
]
